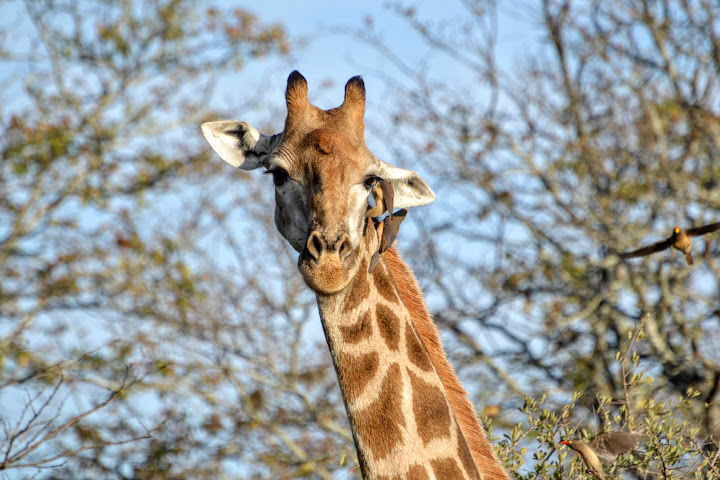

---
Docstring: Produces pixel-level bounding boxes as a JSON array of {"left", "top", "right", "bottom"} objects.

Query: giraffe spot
[
  {"left": 431, "top": 458, "right": 464, "bottom": 479},
  {"left": 373, "top": 261, "right": 400, "bottom": 303},
  {"left": 407, "top": 464, "right": 430, "bottom": 479},
  {"left": 342, "top": 258, "right": 369, "bottom": 313},
  {"left": 353, "top": 363, "right": 405, "bottom": 461},
  {"left": 457, "top": 434, "right": 481, "bottom": 480},
  {"left": 376, "top": 475, "right": 401, "bottom": 480},
  {"left": 406, "top": 325, "right": 433, "bottom": 371},
  {"left": 340, "top": 309, "right": 373, "bottom": 344},
  {"left": 377, "top": 304, "right": 401, "bottom": 351},
  {"left": 377, "top": 465, "right": 429, "bottom": 480},
  {"left": 337, "top": 351, "right": 379, "bottom": 401},
  {"left": 408, "top": 370, "right": 451, "bottom": 445}
]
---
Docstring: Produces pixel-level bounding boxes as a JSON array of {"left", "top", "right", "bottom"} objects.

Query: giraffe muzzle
[
  {"left": 306, "top": 231, "right": 353, "bottom": 263},
  {"left": 299, "top": 230, "right": 356, "bottom": 294}
]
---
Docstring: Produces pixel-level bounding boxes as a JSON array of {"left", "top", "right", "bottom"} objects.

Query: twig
[{"left": 618, "top": 313, "right": 649, "bottom": 423}]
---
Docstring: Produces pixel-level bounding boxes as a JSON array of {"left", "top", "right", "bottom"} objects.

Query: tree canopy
[
  {"left": 369, "top": 0, "right": 720, "bottom": 478},
  {"left": 1, "top": 0, "right": 719, "bottom": 479}
]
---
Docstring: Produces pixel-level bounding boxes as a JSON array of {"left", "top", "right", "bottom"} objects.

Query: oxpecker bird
[
  {"left": 619, "top": 222, "right": 720, "bottom": 265},
  {"left": 560, "top": 432, "right": 644, "bottom": 480}
]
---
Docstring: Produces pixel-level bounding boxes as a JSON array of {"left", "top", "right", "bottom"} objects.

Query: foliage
[
  {"left": 491, "top": 317, "right": 717, "bottom": 479},
  {"left": 3, "top": 0, "right": 720, "bottom": 478},
  {"left": 0, "top": 1, "right": 356, "bottom": 478},
  {"left": 360, "top": 0, "right": 720, "bottom": 478}
]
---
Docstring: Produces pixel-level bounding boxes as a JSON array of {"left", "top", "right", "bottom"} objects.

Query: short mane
[{"left": 384, "top": 247, "right": 509, "bottom": 480}]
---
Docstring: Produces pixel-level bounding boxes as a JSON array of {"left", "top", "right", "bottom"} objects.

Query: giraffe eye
[
  {"left": 266, "top": 168, "right": 289, "bottom": 187},
  {"left": 363, "top": 175, "right": 380, "bottom": 190}
]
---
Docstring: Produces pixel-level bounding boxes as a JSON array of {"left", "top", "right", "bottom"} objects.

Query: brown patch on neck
[
  {"left": 431, "top": 457, "right": 464, "bottom": 478},
  {"left": 353, "top": 362, "right": 406, "bottom": 461},
  {"left": 408, "top": 369, "right": 452, "bottom": 445},
  {"left": 340, "top": 309, "right": 373, "bottom": 344},
  {"left": 343, "top": 257, "right": 370, "bottom": 313},
  {"left": 407, "top": 464, "right": 431, "bottom": 480},
  {"left": 406, "top": 324, "right": 433, "bottom": 372},
  {"left": 336, "top": 350, "right": 379, "bottom": 401},
  {"left": 373, "top": 260, "right": 401, "bottom": 303},
  {"left": 379, "top": 465, "right": 430, "bottom": 480},
  {"left": 376, "top": 304, "right": 401, "bottom": 352},
  {"left": 384, "top": 247, "right": 510, "bottom": 480}
]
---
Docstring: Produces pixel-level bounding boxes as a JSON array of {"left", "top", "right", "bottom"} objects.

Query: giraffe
[{"left": 201, "top": 71, "right": 510, "bottom": 480}]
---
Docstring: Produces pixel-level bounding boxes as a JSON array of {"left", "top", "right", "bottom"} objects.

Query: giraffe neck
[
  {"left": 384, "top": 248, "right": 510, "bottom": 480},
  {"left": 314, "top": 228, "right": 483, "bottom": 480}
]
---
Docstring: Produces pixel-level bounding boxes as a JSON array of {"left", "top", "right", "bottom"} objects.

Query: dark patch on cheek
[
  {"left": 406, "top": 326, "right": 433, "bottom": 372},
  {"left": 353, "top": 363, "right": 405, "bottom": 460},
  {"left": 342, "top": 258, "right": 369, "bottom": 313},
  {"left": 275, "top": 192, "right": 308, "bottom": 252},
  {"left": 431, "top": 458, "right": 464, "bottom": 479},
  {"left": 340, "top": 309, "right": 373, "bottom": 344},
  {"left": 376, "top": 304, "right": 401, "bottom": 351},
  {"left": 337, "top": 351, "right": 379, "bottom": 401},
  {"left": 408, "top": 369, "right": 451, "bottom": 445}
]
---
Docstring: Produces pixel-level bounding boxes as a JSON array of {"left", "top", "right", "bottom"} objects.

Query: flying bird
[
  {"left": 618, "top": 221, "right": 720, "bottom": 265},
  {"left": 560, "top": 432, "right": 645, "bottom": 480}
]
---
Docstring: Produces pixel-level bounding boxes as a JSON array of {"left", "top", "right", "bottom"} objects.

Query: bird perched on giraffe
[
  {"left": 618, "top": 221, "right": 720, "bottom": 265},
  {"left": 365, "top": 178, "right": 408, "bottom": 273},
  {"left": 561, "top": 432, "right": 645, "bottom": 480}
]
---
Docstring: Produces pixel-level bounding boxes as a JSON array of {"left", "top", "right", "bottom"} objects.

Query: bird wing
[
  {"left": 618, "top": 238, "right": 672, "bottom": 259},
  {"left": 380, "top": 179, "right": 394, "bottom": 219},
  {"left": 368, "top": 209, "right": 407, "bottom": 274},
  {"left": 686, "top": 221, "right": 720, "bottom": 236},
  {"left": 380, "top": 209, "right": 407, "bottom": 254},
  {"left": 589, "top": 433, "right": 642, "bottom": 465}
]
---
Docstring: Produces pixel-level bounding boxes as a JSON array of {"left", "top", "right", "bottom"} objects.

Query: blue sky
[{"left": 210, "top": 1, "right": 545, "bottom": 120}]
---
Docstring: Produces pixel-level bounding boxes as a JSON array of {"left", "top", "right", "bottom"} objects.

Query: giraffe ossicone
[{"left": 202, "top": 71, "right": 509, "bottom": 480}]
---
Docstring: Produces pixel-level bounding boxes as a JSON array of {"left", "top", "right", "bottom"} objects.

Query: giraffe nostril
[
  {"left": 307, "top": 231, "right": 325, "bottom": 261},
  {"left": 306, "top": 231, "right": 352, "bottom": 262},
  {"left": 337, "top": 234, "right": 352, "bottom": 262}
]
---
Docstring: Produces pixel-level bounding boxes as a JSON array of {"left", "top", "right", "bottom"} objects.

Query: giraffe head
[{"left": 202, "top": 71, "right": 435, "bottom": 294}]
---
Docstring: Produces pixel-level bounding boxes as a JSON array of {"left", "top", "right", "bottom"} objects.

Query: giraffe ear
[
  {"left": 201, "top": 120, "right": 281, "bottom": 170},
  {"left": 376, "top": 163, "right": 435, "bottom": 209}
]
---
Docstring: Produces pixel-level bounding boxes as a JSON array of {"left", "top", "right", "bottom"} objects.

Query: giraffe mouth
[{"left": 298, "top": 250, "right": 358, "bottom": 294}]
